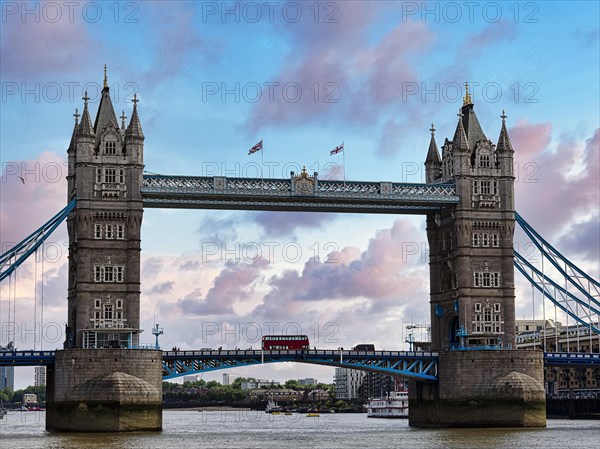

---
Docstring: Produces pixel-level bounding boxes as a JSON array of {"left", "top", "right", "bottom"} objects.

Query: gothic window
[
  {"left": 475, "top": 303, "right": 482, "bottom": 312},
  {"left": 472, "top": 181, "right": 478, "bottom": 195},
  {"left": 104, "top": 304, "right": 113, "bottom": 320},
  {"left": 93, "top": 265, "right": 124, "bottom": 282},
  {"left": 116, "top": 311, "right": 123, "bottom": 320},
  {"left": 119, "top": 169, "right": 125, "bottom": 184},
  {"left": 493, "top": 181, "right": 499, "bottom": 195},
  {"left": 105, "top": 224, "right": 113, "bottom": 239},
  {"left": 474, "top": 271, "right": 500, "bottom": 288},
  {"left": 494, "top": 303, "right": 501, "bottom": 313},
  {"left": 116, "top": 299, "right": 123, "bottom": 309},
  {"left": 472, "top": 233, "right": 480, "bottom": 247},
  {"left": 491, "top": 233, "right": 500, "bottom": 247},
  {"left": 116, "top": 224, "right": 125, "bottom": 239},
  {"left": 482, "top": 233, "right": 490, "bottom": 247},
  {"left": 94, "top": 311, "right": 101, "bottom": 320},
  {"left": 94, "top": 266, "right": 103, "bottom": 282},
  {"left": 481, "top": 181, "right": 491, "bottom": 194},
  {"left": 104, "top": 169, "right": 116, "bottom": 183},
  {"left": 105, "top": 141, "right": 116, "bottom": 155},
  {"left": 94, "top": 299, "right": 101, "bottom": 308},
  {"left": 96, "top": 168, "right": 102, "bottom": 183},
  {"left": 94, "top": 224, "right": 102, "bottom": 239},
  {"left": 479, "top": 155, "right": 491, "bottom": 168},
  {"left": 115, "top": 266, "right": 124, "bottom": 283}
]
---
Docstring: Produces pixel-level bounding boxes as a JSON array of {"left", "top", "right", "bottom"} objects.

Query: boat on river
[{"left": 367, "top": 391, "right": 408, "bottom": 418}]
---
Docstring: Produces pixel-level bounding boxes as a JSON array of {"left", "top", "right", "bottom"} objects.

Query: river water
[{"left": 0, "top": 410, "right": 598, "bottom": 449}]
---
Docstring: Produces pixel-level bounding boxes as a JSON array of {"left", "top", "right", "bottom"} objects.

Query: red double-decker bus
[{"left": 261, "top": 335, "right": 310, "bottom": 350}]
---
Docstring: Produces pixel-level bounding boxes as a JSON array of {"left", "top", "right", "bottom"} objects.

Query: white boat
[
  {"left": 265, "top": 399, "right": 282, "bottom": 414},
  {"left": 367, "top": 391, "right": 409, "bottom": 418}
]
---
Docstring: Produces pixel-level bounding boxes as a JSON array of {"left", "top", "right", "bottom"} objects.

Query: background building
[
  {"left": 34, "top": 366, "right": 47, "bottom": 387},
  {"left": 334, "top": 368, "right": 365, "bottom": 400},
  {"left": 0, "top": 342, "right": 15, "bottom": 390},
  {"left": 298, "top": 378, "right": 318, "bottom": 386}
]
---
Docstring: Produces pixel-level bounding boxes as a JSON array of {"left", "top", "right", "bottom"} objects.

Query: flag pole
[
  {"left": 342, "top": 141, "right": 346, "bottom": 189},
  {"left": 261, "top": 138, "right": 264, "bottom": 190}
]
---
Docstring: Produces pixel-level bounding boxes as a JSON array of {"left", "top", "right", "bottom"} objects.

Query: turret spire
[
  {"left": 452, "top": 109, "right": 469, "bottom": 152},
  {"left": 463, "top": 81, "right": 473, "bottom": 106},
  {"left": 78, "top": 91, "right": 95, "bottom": 138},
  {"left": 103, "top": 64, "right": 108, "bottom": 89},
  {"left": 125, "top": 93, "right": 144, "bottom": 140},
  {"left": 496, "top": 110, "right": 514, "bottom": 154},
  {"left": 68, "top": 108, "right": 79, "bottom": 151},
  {"left": 426, "top": 123, "right": 441, "bottom": 164}
]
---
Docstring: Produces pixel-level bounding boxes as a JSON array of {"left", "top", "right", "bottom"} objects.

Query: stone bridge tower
[
  {"left": 65, "top": 69, "right": 144, "bottom": 349},
  {"left": 47, "top": 70, "right": 162, "bottom": 432},
  {"left": 424, "top": 87, "right": 516, "bottom": 352},
  {"left": 409, "top": 85, "right": 545, "bottom": 428}
]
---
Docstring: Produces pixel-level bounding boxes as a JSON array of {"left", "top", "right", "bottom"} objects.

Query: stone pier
[
  {"left": 46, "top": 349, "right": 162, "bottom": 432},
  {"left": 409, "top": 350, "right": 546, "bottom": 427}
]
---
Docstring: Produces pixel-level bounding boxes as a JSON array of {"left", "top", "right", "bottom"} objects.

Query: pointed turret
[
  {"left": 452, "top": 109, "right": 469, "bottom": 153},
  {"left": 78, "top": 92, "right": 95, "bottom": 138},
  {"left": 461, "top": 82, "right": 487, "bottom": 152},
  {"left": 425, "top": 123, "right": 442, "bottom": 183},
  {"left": 125, "top": 94, "right": 144, "bottom": 140},
  {"left": 496, "top": 110, "right": 514, "bottom": 154},
  {"left": 93, "top": 65, "right": 119, "bottom": 149},
  {"left": 68, "top": 108, "right": 79, "bottom": 153}
]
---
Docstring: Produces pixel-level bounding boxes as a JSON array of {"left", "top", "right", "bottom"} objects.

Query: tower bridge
[{"left": 2, "top": 74, "right": 598, "bottom": 431}]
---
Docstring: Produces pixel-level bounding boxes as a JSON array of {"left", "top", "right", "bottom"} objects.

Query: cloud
[
  {"left": 0, "top": 13, "right": 96, "bottom": 80},
  {"left": 458, "top": 20, "right": 518, "bottom": 59},
  {"left": 247, "top": 5, "right": 434, "bottom": 130},
  {"left": 513, "top": 125, "right": 599, "bottom": 269},
  {"left": 177, "top": 259, "right": 269, "bottom": 315},
  {"left": 250, "top": 211, "right": 337, "bottom": 237},
  {"left": 147, "top": 280, "right": 175, "bottom": 295}
]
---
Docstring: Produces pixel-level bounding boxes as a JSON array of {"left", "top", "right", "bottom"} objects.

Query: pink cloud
[
  {"left": 248, "top": 5, "right": 434, "bottom": 130},
  {"left": 459, "top": 20, "right": 518, "bottom": 58},
  {"left": 0, "top": 151, "right": 68, "bottom": 249},
  {"left": 0, "top": 14, "right": 95, "bottom": 80},
  {"left": 509, "top": 119, "right": 553, "bottom": 159}
]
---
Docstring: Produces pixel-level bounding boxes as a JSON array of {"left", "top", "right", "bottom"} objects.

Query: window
[
  {"left": 480, "top": 181, "right": 491, "bottom": 194},
  {"left": 116, "top": 224, "right": 125, "bottom": 239},
  {"left": 94, "top": 266, "right": 103, "bottom": 282},
  {"left": 104, "top": 266, "right": 114, "bottom": 282},
  {"left": 474, "top": 271, "right": 500, "bottom": 288},
  {"left": 105, "top": 169, "right": 116, "bottom": 183},
  {"left": 491, "top": 233, "right": 500, "bottom": 247},
  {"left": 94, "top": 224, "right": 102, "bottom": 239},
  {"left": 479, "top": 155, "right": 491, "bottom": 168},
  {"left": 119, "top": 169, "right": 125, "bottom": 184},
  {"left": 105, "top": 224, "right": 113, "bottom": 239},
  {"left": 494, "top": 303, "right": 501, "bottom": 313},
  {"left": 115, "top": 266, "right": 124, "bottom": 283},
  {"left": 94, "top": 311, "right": 101, "bottom": 320},
  {"left": 472, "top": 233, "right": 480, "bottom": 247},
  {"left": 493, "top": 181, "right": 499, "bottom": 195},
  {"left": 116, "top": 299, "right": 123, "bottom": 309},
  {"left": 475, "top": 303, "right": 482, "bottom": 312},
  {"left": 116, "top": 311, "right": 123, "bottom": 320},
  {"left": 482, "top": 233, "right": 490, "bottom": 247},
  {"left": 105, "top": 141, "right": 116, "bottom": 155},
  {"left": 104, "top": 305, "right": 113, "bottom": 320},
  {"left": 96, "top": 168, "right": 102, "bottom": 183},
  {"left": 94, "top": 299, "right": 101, "bottom": 308}
]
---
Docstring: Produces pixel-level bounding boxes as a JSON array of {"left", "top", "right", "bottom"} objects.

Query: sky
[{"left": 0, "top": 1, "right": 598, "bottom": 390}]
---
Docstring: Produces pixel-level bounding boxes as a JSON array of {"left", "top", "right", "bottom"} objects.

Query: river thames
[{"left": 0, "top": 410, "right": 598, "bottom": 448}]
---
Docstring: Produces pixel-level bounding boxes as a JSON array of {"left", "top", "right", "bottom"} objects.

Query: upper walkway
[{"left": 141, "top": 174, "right": 459, "bottom": 214}]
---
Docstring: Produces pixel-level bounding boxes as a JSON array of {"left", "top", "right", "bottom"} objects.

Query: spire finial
[
  {"left": 463, "top": 81, "right": 473, "bottom": 106},
  {"left": 82, "top": 91, "right": 90, "bottom": 104},
  {"left": 74, "top": 108, "right": 80, "bottom": 123},
  {"left": 501, "top": 110, "right": 507, "bottom": 122},
  {"left": 457, "top": 108, "right": 463, "bottom": 120},
  {"left": 132, "top": 93, "right": 139, "bottom": 107},
  {"left": 103, "top": 64, "right": 108, "bottom": 89},
  {"left": 120, "top": 110, "right": 127, "bottom": 128},
  {"left": 430, "top": 123, "right": 436, "bottom": 135}
]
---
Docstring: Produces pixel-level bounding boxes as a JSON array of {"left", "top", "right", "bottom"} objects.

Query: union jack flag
[
  {"left": 330, "top": 143, "right": 344, "bottom": 155},
  {"left": 248, "top": 140, "right": 263, "bottom": 155}
]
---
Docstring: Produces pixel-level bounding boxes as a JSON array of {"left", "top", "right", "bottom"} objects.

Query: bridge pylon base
[
  {"left": 46, "top": 349, "right": 163, "bottom": 432},
  {"left": 408, "top": 350, "right": 546, "bottom": 428}
]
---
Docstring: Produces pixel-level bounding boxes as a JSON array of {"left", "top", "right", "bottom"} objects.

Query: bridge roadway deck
[
  {"left": 141, "top": 175, "right": 460, "bottom": 213},
  {"left": 1, "top": 350, "right": 597, "bottom": 380}
]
